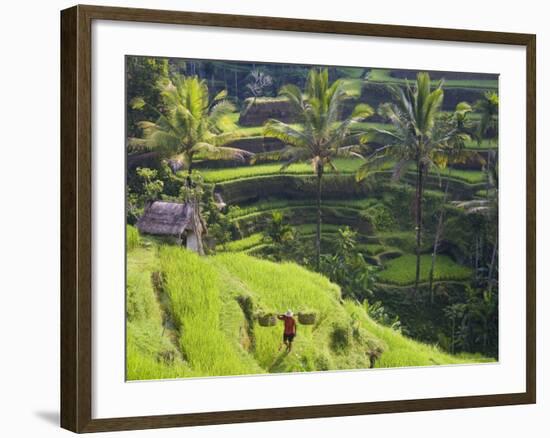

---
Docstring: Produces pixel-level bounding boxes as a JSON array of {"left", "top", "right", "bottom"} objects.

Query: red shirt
[{"left": 278, "top": 315, "right": 296, "bottom": 334}]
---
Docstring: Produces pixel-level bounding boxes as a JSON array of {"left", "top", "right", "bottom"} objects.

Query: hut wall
[{"left": 186, "top": 232, "right": 200, "bottom": 253}]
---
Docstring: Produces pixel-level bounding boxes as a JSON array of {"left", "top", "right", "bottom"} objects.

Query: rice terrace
[{"left": 126, "top": 57, "right": 499, "bottom": 380}]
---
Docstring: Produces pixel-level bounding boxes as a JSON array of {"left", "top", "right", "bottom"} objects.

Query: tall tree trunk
[
  {"left": 186, "top": 159, "right": 193, "bottom": 187},
  {"left": 315, "top": 167, "right": 323, "bottom": 271},
  {"left": 483, "top": 318, "right": 488, "bottom": 353},
  {"left": 186, "top": 156, "right": 205, "bottom": 255},
  {"left": 190, "top": 197, "right": 205, "bottom": 256},
  {"left": 474, "top": 235, "right": 479, "bottom": 279},
  {"left": 450, "top": 317, "right": 455, "bottom": 355},
  {"left": 429, "top": 174, "right": 451, "bottom": 303},
  {"left": 234, "top": 71, "right": 238, "bottom": 101},
  {"left": 485, "top": 151, "right": 492, "bottom": 198},
  {"left": 487, "top": 230, "right": 498, "bottom": 293},
  {"left": 414, "top": 160, "right": 424, "bottom": 297}
]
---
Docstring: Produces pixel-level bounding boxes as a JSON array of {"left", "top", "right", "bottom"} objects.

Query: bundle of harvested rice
[
  {"left": 298, "top": 312, "right": 316, "bottom": 325},
  {"left": 257, "top": 313, "right": 277, "bottom": 327}
]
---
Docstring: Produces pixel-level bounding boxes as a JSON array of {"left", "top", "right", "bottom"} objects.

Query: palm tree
[
  {"left": 427, "top": 103, "right": 480, "bottom": 302},
  {"left": 474, "top": 91, "right": 499, "bottom": 144},
  {"left": 474, "top": 91, "right": 499, "bottom": 198},
  {"left": 357, "top": 72, "right": 457, "bottom": 296},
  {"left": 244, "top": 69, "right": 273, "bottom": 111},
  {"left": 130, "top": 75, "right": 252, "bottom": 184},
  {"left": 262, "top": 69, "right": 374, "bottom": 269},
  {"left": 130, "top": 75, "right": 252, "bottom": 255}
]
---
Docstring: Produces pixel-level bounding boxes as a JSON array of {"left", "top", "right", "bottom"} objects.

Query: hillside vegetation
[{"left": 127, "top": 242, "right": 490, "bottom": 380}]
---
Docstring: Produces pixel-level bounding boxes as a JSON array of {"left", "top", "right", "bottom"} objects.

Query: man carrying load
[{"left": 277, "top": 310, "right": 297, "bottom": 352}]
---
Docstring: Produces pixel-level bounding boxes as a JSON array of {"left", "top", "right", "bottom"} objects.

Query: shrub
[
  {"left": 136, "top": 167, "right": 164, "bottom": 201},
  {"left": 363, "top": 300, "right": 402, "bottom": 332},
  {"left": 330, "top": 322, "right": 351, "bottom": 352},
  {"left": 360, "top": 203, "right": 395, "bottom": 231},
  {"left": 314, "top": 352, "right": 333, "bottom": 371},
  {"left": 320, "top": 227, "right": 378, "bottom": 300}
]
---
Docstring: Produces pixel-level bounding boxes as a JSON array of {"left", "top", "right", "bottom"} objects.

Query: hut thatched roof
[{"left": 136, "top": 201, "right": 196, "bottom": 237}]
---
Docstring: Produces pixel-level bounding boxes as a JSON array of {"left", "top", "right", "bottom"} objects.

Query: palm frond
[
  {"left": 263, "top": 119, "right": 310, "bottom": 149},
  {"left": 211, "top": 89, "right": 228, "bottom": 103},
  {"left": 351, "top": 103, "right": 374, "bottom": 119},
  {"left": 356, "top": 149, "right": 394, "bottom": 181},
  {"left": 209, "top": 100, "right": 237, "bottom": 128},
  {"left": 148, "top": 130, "right": 182, "bottom": 153},
  {"left": 278, "top": 84, "right": 304, "bottom": 111},
  {"left": 194, "top": 142, "right": 253, "bottom": 162},
  {"left": 130, "top": 97, "right": 146, "bottom": 110},
  {"left": 252, "top": 145, "right": 306, "bottom": 164},
  {"left": 126, "top": 137, "right": 149, "bottom": 152}
]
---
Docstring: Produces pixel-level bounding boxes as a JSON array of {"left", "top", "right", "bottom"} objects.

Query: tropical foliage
[
  {"left": 130, "top": 75, "right": 252, "bottom": 178},
  {"left": 357, "top": 72, "right": 473, "bottom": 295}
]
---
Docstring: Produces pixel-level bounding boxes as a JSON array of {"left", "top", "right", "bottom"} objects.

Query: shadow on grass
[{"left": 268, "top": 349, "right": 290, "bottom": 373}]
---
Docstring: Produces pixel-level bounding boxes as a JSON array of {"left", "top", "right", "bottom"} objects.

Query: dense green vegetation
[{"left": 126, "top": 59, "right": 499, "bottom": 379}]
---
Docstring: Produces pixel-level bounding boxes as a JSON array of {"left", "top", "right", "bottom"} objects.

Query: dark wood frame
[{"left": 61, "top": 4, "right": 536, "bottom": 433}]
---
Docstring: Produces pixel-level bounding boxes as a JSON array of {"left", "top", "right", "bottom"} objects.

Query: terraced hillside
[
  {"left": 127, "top": 241, "right": 490, "bottom": 380},
  {"left": 126, "top": 61, "right": 500, "bottom": 379}
]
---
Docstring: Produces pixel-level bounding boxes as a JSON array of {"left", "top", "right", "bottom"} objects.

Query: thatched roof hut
[{"left": 136, "top": 201, "right": 205, "bottom": 254}]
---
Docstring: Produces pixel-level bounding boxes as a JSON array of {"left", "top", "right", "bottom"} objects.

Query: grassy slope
[
  {"left": 127, "top": 243, "right": 489, "bottom": 380},
  {"left": 126, "top": 245, "right": 194, "bottom": 380}
]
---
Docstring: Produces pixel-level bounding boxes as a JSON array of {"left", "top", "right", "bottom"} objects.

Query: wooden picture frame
[{"left": 60, "top": 4, "right": 536, "bottom": 433}]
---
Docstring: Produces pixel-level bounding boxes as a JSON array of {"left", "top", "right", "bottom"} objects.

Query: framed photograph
[{"left": 60, "top": 4, "right": 536, "bottom": 433}]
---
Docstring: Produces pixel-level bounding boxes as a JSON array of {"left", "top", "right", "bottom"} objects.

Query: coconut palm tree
[
  {"left": 427, "top": 103, "right": 482, "bottom": 302},
  {"left": 474, "top": 91, "right": 499, "bottom": 144},
  {"left": 130, "top": 75, "right": 253, "bottom": 255},
  {"left": 473, "top": 91, "right": 499, "bottom": 198},
  {"left": 262, "top": 69, "right": 374, "bottom": 269},
  {"left": 356, "top": 72, "right": 458, "bottom": 296},
  {"left": 454, "top": 90, "right": 498, "bottom": 288},
  {"left": 130, "top": 75, "right": 252, "bottom": 183}
]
